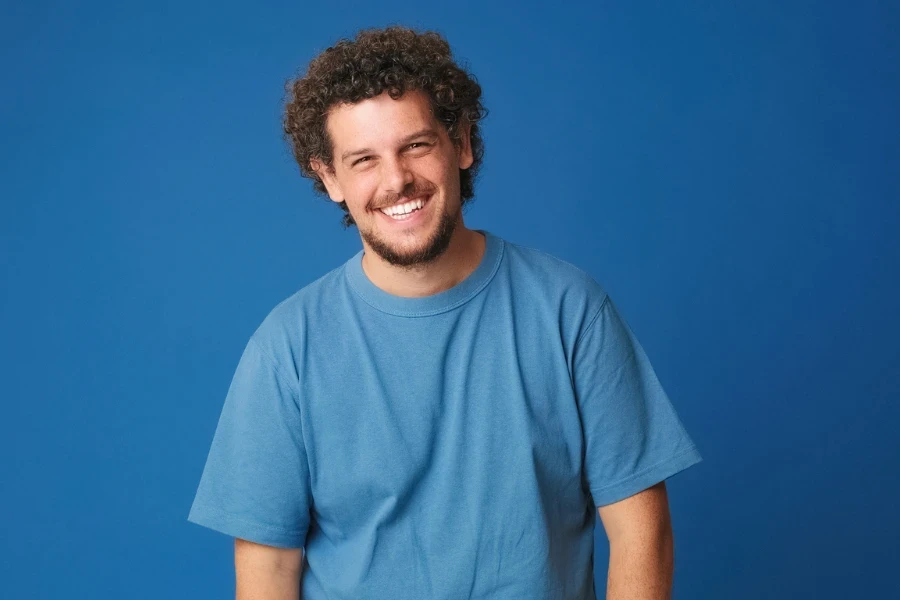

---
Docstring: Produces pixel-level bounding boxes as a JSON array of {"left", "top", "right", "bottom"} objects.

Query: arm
[
  {"left": 597, "top": 481, "right": 674, "bottom": 600},
  {"left": 234, "top": 538, "right": 304, "bottom": 600}
]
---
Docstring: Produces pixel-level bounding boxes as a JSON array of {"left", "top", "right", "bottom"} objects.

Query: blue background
[{"left": 2, "top": 1, "right": 898, "bottom": 598}]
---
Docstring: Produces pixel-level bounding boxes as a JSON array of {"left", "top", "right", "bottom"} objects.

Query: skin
[
  {"left": 599, "top": 481, "right": 675, "bottom": 599},
  {"left": 234, "top": 539, "right": 303, "bottom": 599},
  {"left": 236, "top": 88, "right": 676, "bottom": 599},
  {"left": 310, "top": 89, "right": 485, "bottom": 298}
]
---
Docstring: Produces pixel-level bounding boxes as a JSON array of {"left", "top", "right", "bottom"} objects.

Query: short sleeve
[
  {"left": 188, "top": 337, "right": 312, "bottom": 548},
  {"left": 573, "top": 295, "right": 702, "bottom": 507}
]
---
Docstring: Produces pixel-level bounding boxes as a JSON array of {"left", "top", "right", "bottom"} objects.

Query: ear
[
  {"left": 456, "top": 122, "right": 474, "bottom": 170},
  {"left": 309, "top": 158, "right": 345, "bottom": 203}
]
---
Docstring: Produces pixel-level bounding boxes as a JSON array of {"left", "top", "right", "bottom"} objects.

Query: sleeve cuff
[
  {"left": 187, "top": 503, "right": 307, "bottom": 549},
  {"left": 590, "top": 445, "right": 703, "bottom": 507}
]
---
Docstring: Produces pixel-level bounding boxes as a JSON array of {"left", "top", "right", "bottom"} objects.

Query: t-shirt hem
[
  {"left": 590, "top": 445, "right": 703, "bottom": 507},
  {"left": 187, "top": 503, "right": 307, "bottom": 549}
]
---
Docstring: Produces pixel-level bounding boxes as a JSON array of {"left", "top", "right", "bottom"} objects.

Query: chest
[{"left": 296, "top": 297, "right": 587, "bottom": 530}]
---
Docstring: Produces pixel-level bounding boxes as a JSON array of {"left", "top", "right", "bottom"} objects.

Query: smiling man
[
  {"left": 188, "top": 26, "right": 702, "bottom": 600},
  {"left": 311, "top": 87, "right": 485, "bottom": 295}
]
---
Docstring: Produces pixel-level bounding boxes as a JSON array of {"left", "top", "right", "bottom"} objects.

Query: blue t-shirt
[{"left": 188, "top": 231, "right": 701, "bottom": 599}]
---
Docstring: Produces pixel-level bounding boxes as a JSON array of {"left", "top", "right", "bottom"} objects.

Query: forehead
[{"left": 326, "top": 89, "right": 439, "bottom": 151}]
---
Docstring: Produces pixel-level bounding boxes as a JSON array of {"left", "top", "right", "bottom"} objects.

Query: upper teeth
[{"left": 380, "top": 197, "right": 426, "bottom": 216}]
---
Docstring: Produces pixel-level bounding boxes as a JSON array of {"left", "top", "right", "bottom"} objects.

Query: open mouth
[{"left": 378, "top": 195, "right": 430, "bottom": 221}]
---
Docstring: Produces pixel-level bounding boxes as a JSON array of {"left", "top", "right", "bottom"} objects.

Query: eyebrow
[{"left": 340, "top": 129, "right": 439, "bottom": 164}]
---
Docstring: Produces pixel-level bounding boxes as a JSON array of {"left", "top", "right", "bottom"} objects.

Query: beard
[{"left": 360, "top": 202, "right": 459, "bottom": 268}]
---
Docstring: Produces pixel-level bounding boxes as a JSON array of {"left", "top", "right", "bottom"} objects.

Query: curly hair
[{"left": 282, "top": 25, "right": 487, "bottom": 227}]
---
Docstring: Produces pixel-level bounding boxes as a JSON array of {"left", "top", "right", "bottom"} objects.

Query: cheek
[
  {"left": 414, "top": 161, "right": 452, "bottom": 189},
  {"left": 342, "top": 178, "right": 378, "bottom": 208}
]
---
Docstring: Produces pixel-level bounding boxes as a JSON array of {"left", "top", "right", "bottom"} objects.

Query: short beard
[{"left": 361, "top": 205, "right": 459, "bottom": 268}]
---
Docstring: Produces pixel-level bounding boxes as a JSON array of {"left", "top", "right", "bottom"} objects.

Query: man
[{"left": 188, "top": 25, "right": 702, "bottom": 600}]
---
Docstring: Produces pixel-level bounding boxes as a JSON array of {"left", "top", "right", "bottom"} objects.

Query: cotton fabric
[{"left": 188, "top": 230, "right": 702, "bottom": 599}]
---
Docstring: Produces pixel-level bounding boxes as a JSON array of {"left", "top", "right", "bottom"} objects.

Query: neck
[{"left": 360, "top": 222, "right": 486, "bottom": 298}]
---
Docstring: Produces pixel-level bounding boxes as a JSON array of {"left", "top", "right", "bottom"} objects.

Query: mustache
[{"left": 369, "top": 183, "right": 436, "bottom": 210}]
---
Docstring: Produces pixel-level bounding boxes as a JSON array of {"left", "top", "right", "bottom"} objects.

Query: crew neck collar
[{"left": 344, "top": 230, "right": 504, "bottom": 317}]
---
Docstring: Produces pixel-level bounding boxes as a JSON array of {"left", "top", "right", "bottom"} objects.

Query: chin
[{"left": 363, "top": 211, "right": 458, "bottom": 268}]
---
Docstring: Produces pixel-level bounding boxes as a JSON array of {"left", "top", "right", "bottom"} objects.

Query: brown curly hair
[{"left": 282, "top": 25, "right": 487, "bottom": 227}]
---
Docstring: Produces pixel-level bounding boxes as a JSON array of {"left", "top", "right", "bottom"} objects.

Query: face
[{"left": 311, "top": 89, "right": 474, "bottom": 267}]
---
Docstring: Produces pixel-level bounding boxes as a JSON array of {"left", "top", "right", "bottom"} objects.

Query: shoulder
[
  {"left": 490, "top": 235, "right": 610, "bottom": 347},
  {"left": 499, "top": 236, "right": 609, "bottom": 309},
  {"left": 246, "top": 259, "right": 353, "bottom": 376}
]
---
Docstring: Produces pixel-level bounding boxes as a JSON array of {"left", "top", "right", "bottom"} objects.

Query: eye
[{"left": 352, "top": 156, "right": 372, "bottom": 166}]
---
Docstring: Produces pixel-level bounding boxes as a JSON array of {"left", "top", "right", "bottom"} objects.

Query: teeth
[{"left": 380, "top": 197, "right": 427, "bottom": 217}]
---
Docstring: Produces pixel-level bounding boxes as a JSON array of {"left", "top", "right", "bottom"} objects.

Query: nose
[{"left": 381, "top": 154, "right": 415, "bottom": 196}]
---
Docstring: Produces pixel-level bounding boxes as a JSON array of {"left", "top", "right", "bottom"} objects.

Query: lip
[{"left": 375, "top": 194, "right": 433, "bottom": 226}]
